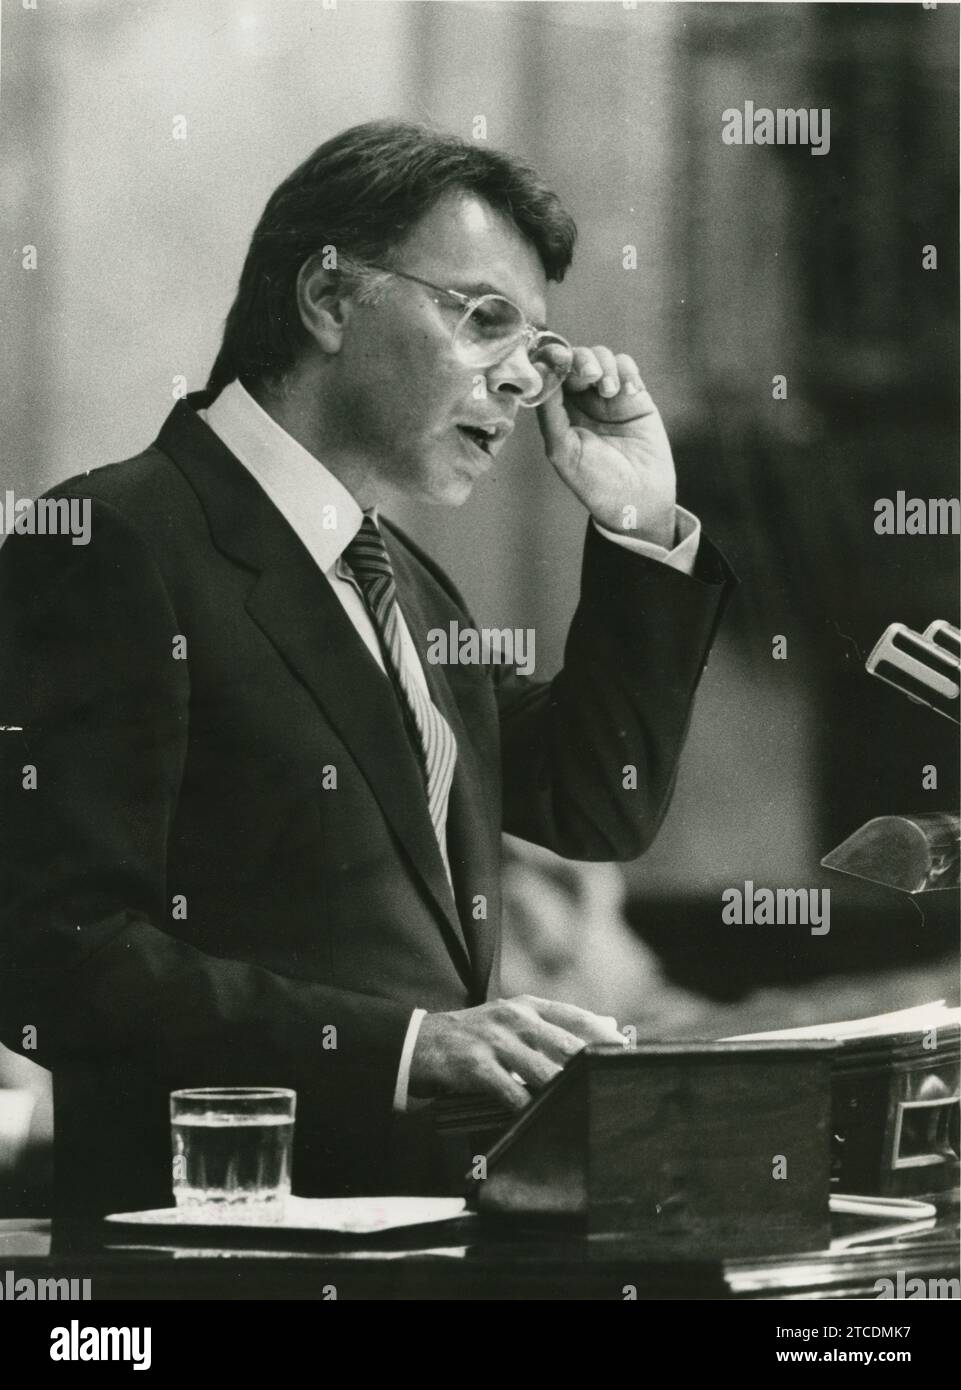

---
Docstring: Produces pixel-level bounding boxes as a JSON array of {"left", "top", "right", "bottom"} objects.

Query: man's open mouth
[{"left": 457, "top": 424, "right": 497, "bottom": 456}]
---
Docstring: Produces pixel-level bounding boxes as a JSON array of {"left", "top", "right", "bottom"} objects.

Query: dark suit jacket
[{"left": 0, "top": 392, "right": 734, "bottom": 1215}]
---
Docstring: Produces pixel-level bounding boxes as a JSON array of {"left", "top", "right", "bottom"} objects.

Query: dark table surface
[{"left": 1, "top": 1196, "right": 957, "bottom": 1300}]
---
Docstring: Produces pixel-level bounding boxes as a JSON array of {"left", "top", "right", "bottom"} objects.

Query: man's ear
[{"left": 296, "top": 252, "right": 353, "bottom": 354}]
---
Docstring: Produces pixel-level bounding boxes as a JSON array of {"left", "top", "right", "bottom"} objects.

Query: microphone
[{"left": 866, "top": 620, "right": 960, "bottom": 724}]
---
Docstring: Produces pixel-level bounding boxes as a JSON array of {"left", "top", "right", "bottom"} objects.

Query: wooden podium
[{"left": 469, "top": 1042, "right": 834, "bottom": 1257}]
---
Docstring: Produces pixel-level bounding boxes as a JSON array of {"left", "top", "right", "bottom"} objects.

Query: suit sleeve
[
  {"left": 495, "top": 519, "right": 735, "bottom": 861},
  {"left": 0, "top": 497, "right": 412, "bottom": 1114}
]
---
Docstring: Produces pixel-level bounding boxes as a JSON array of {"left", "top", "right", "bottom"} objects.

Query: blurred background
[{"left": 1, "top": 0, "right": 958, "bottom": 1211}]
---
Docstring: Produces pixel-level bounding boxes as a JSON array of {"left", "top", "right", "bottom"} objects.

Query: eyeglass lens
[{"left": 452, "top": 296, "right": 574, "bottom": 405}]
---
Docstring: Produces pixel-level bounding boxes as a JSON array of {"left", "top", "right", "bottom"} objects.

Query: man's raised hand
[{"left": 536, "top": 345, "right": 677, "bottom": 548}]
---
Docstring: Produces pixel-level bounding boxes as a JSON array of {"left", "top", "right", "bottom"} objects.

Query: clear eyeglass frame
[{"left": 357, "top": 262, "right": 575, "bottom": 406}]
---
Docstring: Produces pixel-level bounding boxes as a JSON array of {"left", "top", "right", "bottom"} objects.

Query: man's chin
[{"left": 418, "top": 470, "right": 477, "bottom": 507}]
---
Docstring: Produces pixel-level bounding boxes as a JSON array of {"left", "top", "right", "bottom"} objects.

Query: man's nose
[{"left": 485, "top": 341, "right": 542, "bottom": 403}]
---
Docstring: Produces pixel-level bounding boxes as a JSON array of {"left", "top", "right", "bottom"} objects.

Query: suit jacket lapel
[
  {"left": 157, "top": 397, "right": 474, "bottom": 978},
  {"left": 385, "top": 535, "right": 500, "bottom": 997}
]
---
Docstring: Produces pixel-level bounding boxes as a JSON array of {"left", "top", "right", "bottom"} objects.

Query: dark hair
[{"left": 206, "top": 120, "right": 577, "bottom": 398}]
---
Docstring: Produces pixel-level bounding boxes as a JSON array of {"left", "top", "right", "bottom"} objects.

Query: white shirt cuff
[
  {"left": 392, "top": 1007, "right": 428, "bottom": 1112},
  {"left": 593, "top": 505, "right": 701, "bottom": 576}
]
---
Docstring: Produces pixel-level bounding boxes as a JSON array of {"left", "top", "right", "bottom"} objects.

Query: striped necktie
[{"left": 343, "top": 514, "right": 458, "bottom": 874}]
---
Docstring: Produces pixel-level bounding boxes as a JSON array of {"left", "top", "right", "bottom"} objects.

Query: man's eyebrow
[{"left": 450, "top": 280, "right": 548, "bottom": 331}]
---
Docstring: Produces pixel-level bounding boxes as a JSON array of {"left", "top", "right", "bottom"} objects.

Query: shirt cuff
[
  {"left": 392, "top": 1007, "right": 428, "bottom": 1113},
  {"left": 592, "top": 505, "right": 701, "bottom": 576}
]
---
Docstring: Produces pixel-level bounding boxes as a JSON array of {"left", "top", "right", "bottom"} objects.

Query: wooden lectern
[{"left": 470, "top": 1041, "right": 834, "bottom": 1257}]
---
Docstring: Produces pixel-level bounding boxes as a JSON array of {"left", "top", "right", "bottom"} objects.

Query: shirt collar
[{"left": 199, "top": 379, "right": 367, "bottom": 574}]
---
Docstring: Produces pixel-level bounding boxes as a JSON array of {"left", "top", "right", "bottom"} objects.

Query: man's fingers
[
  {"left": 524, "top": 996, "right": 625, "bottom": 1044},
  {"left": 564, "top": 347, "right": 651, "bottom": 409},
  {"left": 535, "top": 388, "right": 575, "bottom": 466},
  {"left": 590, "top": 345, "right": 621, "bottom": 398},
  {"left": 614, "top": 352, "right": 643, "bottom": 397},
  {"left": 519, "top": 1017, "right": 590, "bottom": 1066},
  {"left": 567, "top": 345, "right": 602, "bottom": 389},
  {"left": 495, "top": 1038, "right": 565, "bottom": 1091},
  {"left": 614, "top": 353, "right": 658, "bottom": 414},
  {"left": 413, "top": 1002, "right": 626, "bottom": 1114},
  {"left": 474, "top": 1057, "right": 536, "bottom": 1111},
  {"left": 566, "top": 345, "right": 619, "bottom": 396}
]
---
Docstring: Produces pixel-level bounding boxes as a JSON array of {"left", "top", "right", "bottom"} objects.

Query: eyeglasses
[{"left": 359, "top": 263, "right": 575, "bottom": 407}]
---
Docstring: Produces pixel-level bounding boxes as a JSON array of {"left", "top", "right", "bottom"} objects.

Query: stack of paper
[{"left": 723, "top": 1000, "right": 959, "bottom": 1043}]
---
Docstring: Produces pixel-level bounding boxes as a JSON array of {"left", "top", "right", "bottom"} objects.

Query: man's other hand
[
  {"left": 408, "top": 995, "right": 625, "bottom": 1110},
  {"left": 536, "top": 347, "right": 677, "bottom": 548}
]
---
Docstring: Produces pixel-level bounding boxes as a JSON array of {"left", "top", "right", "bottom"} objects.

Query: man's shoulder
[
  {"left": 33, "top": 437, "right": 219, "bottom": 578},
  {"left": 0, "top": 439, "right": 213, "bottom": 590},
  {"left": 50, "top": 442, "right": 194, "bottom": 524}
]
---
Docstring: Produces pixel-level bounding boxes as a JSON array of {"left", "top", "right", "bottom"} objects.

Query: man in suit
[{"left": 0, "top": 121, "right": 734, "bottom": 1215}]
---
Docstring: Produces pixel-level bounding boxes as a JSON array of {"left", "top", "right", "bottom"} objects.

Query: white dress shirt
[{"left": 199, "top": 379, "right": 701, "bottom": 1112}]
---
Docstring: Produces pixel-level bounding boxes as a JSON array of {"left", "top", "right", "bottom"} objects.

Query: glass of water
[{"left": 170, "top": 1087, "right": 296, "bottom": 1222}]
